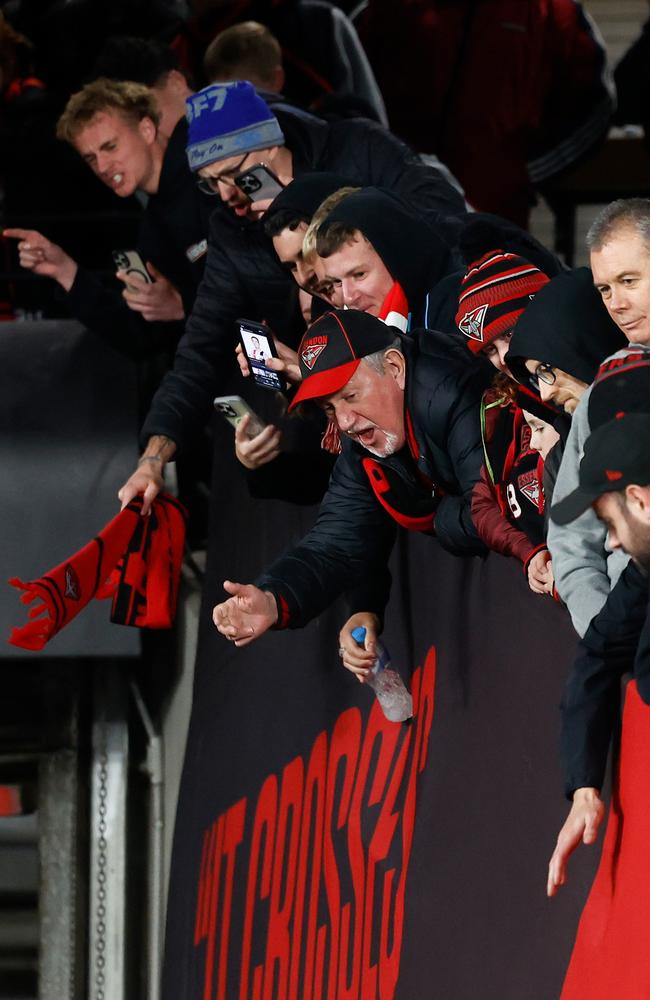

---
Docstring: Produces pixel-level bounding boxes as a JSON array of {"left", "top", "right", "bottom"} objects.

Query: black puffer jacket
[
  {"left": 255, "top": 328, "right": 489, "bottom": 629},
  {"left": 141, "top": 106, "right": 468, "bottom": 451},
  {"left": 65, "top": 119, "right": 214, "bottom": 362}
]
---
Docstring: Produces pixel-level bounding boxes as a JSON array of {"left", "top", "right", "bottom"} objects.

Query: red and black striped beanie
[{"left": 455, "top": 250, "right": 549, "bottom": 354}]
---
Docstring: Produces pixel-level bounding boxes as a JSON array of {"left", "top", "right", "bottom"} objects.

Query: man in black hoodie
[
  {"left": 118, "top": 80, "right": 468, "bottom": 513},
  {"left": 314, "top": 190, "right": 562, "bottom": 335},
  {"left": 506, "top": 268, "right": 626, "bottom": 492}
]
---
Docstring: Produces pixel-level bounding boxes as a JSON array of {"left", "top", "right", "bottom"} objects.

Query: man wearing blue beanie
[
  {"left": 118, "top": 79, "right": 468, "bottom": 511},
  {"left": 185, "top": 80, "right": 290, "bottom": 219}
]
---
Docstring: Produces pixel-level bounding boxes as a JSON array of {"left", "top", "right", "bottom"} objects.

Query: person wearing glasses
[
  {"left": 506, "top": 268, "right": 628, "bottom": 635},
  {"left": 117, "top": 79, "right": 468, "bottom": 514},
  {"left": 541, "top": 202, "right": 650, "bottom": 636}
]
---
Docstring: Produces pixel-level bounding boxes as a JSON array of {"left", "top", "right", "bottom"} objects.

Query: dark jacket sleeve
[
  {"left": 471, "top": 465, "right": 542, "bottom": 566},
  {"left": 65, "top": 266, "right": 182, "bottom": 361},
  {"left": 140, "top": 227, "right": 250, "bottom": 452},
  {"left": 428, "top": 372, "right": 487, "bottom": 556},
  {"left": 245, "top": 451, "right": 335, "bottom": 506},
  {"left": 255, "top": 449, "right": 396, "bottom": 628},
  {"left": 560, "top": 561, "right": 649, "bottom": 798}
]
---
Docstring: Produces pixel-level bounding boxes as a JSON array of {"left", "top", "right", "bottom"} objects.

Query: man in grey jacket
[{"left": 548, "top": 199, "right": 650, "bottom": 635}]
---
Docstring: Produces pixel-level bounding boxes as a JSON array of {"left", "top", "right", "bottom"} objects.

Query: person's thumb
[
  {"left": 223, "top": 579, "right": 245, "bottom": 596},
  {"left": 146, "top": 260, "right": 164, "bottom": 282}
]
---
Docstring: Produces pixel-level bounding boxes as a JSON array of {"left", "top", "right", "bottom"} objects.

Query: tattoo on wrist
[{"left": 138, "top": 435, "right": 175, "bottom": 467}]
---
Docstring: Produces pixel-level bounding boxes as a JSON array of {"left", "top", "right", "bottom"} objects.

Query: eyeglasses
[
  {"left": 196, "top": 153, "right": 249, "bottom": 196},
  {"left": 529, "top": 363, "right": 557, "bottom": 389}
]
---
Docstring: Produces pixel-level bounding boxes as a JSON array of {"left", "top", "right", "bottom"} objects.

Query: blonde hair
[
  {"left": 302, "top": 186, "right": 359, "bottom": 262},
  {"left": 56, "top": 77, "right": 159, "bottom": 143}
]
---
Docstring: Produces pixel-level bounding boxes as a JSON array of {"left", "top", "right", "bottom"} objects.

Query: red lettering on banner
[
  {"left": 193, "top": 648, "right": 437, "bottom": 1000},
  {"left": 192, "top": 798, "right": 247, "bottom": 1000},
  {"left": 240, "top": 775, "right": 277, "bottom": 1000},
  {"left": 202, "top": 816, "right": 223, "bottom": 1000},
  {"left": 379, "top": 648, "right": 436, "bottom": 995},
  {"left": 217, "top": 799, "right": 247, "bottom": 1000},
  {"left": 264, "top": 757, "right": 304, "bottom": 999},
  {"left": 363, "top": 705, "right": 408, "bottom": 999},
  {"left": 323, "top": 708, "right": 362, "bottom": 1000},
  {"left": 289, "top": 732, "right": 327, "bottom": 1000}
]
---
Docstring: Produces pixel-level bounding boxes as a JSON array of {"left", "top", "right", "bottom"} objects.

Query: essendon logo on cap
[
  {"left": 64, "top": 564, "right": 81, "bottom": 601},
  {"left": 605, "top": 469, "right": 623, "bottom": 481},
  {"left": 301, "top": 335, "right": 328, "bottom": 370},
  {"left": 458, "top": 304, "right": 488, "bottom": 342}
]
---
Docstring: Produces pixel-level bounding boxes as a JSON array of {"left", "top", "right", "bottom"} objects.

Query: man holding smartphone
[
  {"left": 5, "top": 78, "right": 213, "bottom": 362},
  {"left": 119, "top": 79, "right": 468, "bottom": 510}
]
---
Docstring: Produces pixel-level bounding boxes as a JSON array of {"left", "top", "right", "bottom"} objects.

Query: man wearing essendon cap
[
  {"left": 212, "top": 308, "right": 488, "bottom": 650},
  {"left": 546, "top": 413, "right": 650, "bottom": 907}
]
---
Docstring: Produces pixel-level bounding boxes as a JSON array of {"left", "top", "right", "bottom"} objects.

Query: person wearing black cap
[
  {"left": 505, "top": 267, "right": 629, "bottom": 635},
  {"left": 212, "top": 308, "right": 488, "bottom": 650},
  {"left": 546, "top": 413, "right": 650, "bottom": 899}
]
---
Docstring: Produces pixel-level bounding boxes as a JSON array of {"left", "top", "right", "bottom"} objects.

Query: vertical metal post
[
  {"left": 39, "top": 749, "right": 83, "bottom": 1000},
  {"left": 88, "top": 666, "right": 129, "bottom": 1000}
]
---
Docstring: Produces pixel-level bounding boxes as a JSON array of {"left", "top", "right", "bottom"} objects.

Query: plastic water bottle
[{"left": 351, "top": 626, "right": 413, "bottom": 722}]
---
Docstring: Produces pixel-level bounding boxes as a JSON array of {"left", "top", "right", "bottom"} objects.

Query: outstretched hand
[
  {"left": 213, "top": 580, "right": 278, "bottom": 646},
  {"left": 4, "top": 227, "right": 78, "bottom": 290}
]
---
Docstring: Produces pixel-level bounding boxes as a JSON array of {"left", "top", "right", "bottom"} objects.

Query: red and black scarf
[{"left": 8, "top": 494, "right": 186, "bottom": 651}]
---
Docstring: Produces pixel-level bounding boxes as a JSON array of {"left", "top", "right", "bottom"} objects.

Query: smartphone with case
[
  {"left": 233, "top": 163, "right": 285, "bottom": 202},
  {"left": 213, "top": 395, "right": 266, "bottom": 438},
  {"left": 237, "top": 318, "right": 284, "bottom": 391},
  {"left": 112, "top": 249, "right": 152, "bottom": 290}
]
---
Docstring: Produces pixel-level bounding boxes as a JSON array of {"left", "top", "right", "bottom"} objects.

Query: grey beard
[{"left": 363, "top": 429, "right": 401, "bottom": 458}]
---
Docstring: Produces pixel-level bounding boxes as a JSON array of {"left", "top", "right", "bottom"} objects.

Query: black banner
[{"left": 163, "top": 422, "right": 599, "bottom": 999}]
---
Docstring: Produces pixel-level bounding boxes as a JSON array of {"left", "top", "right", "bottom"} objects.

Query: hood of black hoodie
[
  {"left": 320, "top": 187, "right": 453, "bottom": 308},
  {"left": 506, "top": 267, "right": 626, "bottom": 386}
]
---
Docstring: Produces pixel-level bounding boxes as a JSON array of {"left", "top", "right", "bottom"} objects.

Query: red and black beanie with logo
[{"left": 455, "top": 250, "right": 550, "bottom": 354}]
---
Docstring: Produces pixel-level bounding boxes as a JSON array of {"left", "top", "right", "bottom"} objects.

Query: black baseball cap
[
  {"left": 551, "top": 413, "right": 650, "bottom": 525},
  {"left": 288, "top": 309, "right": 402, "bottom": 410}
]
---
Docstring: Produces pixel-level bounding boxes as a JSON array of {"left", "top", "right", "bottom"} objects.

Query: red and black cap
[
  {"left": 455, "top": 250, "right": 549, "bottom": 354},
  {"left": 289, "top": 309, "right": 401, "bottom": 410},
  {"left": 550, "top": 412, "right": 650, "bottom": 525}
]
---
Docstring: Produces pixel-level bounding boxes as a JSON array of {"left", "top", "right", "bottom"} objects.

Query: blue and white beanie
[{"left": 185, "top": 81, "right": 285, "bottom": 172}]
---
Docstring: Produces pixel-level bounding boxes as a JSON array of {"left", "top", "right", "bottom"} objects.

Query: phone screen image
[{"left": 239, "top": 324, "right": 283, "bottom": 391}]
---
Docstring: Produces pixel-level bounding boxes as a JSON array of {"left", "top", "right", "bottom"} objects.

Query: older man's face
[
  {"left": 591, "top": 226, "right": 650, "bottom": 345},
  {"left": 319, "top": 353, "right": 406, "bottom": 457}
]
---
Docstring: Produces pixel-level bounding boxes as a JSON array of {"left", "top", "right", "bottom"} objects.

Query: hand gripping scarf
[{"left": 7, "top": 493, "right": 186, "bottom": 651}]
